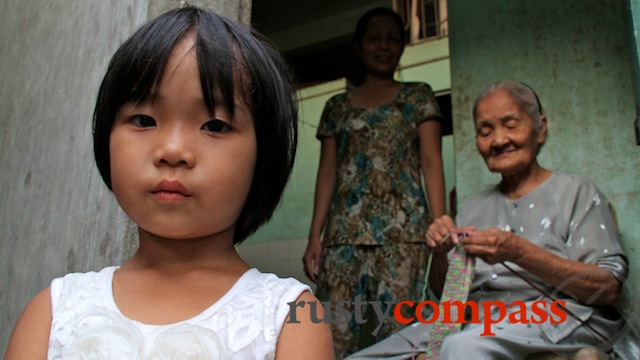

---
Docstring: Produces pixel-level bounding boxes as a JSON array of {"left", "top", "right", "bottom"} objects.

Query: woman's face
[
  {"left": 474, "top": 90, "right": 546, "bottom": 176},
  {"left": 359, "top": 15, "right": 404, "bottom": 77}
]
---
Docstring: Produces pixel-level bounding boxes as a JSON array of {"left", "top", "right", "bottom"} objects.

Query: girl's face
[
  {"left": 359, "top": 15, "right": 404, "bottom": 77},
  {"left": 109, "top": 34, "right": 257, "bottom": 241},
  {"left": 474, "top": 90, "right": 546, "bottom": 176}
]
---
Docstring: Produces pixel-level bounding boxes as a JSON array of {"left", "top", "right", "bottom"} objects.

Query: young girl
[{"left": 6, "top": 7, "right": 333, "bottom": 360}]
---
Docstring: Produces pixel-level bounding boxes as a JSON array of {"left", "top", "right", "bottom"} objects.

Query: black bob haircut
[
  {"left": 93, "top": 7, "right": 298, "bottom": 244},
  {"left": 353, "top": 7, "right": 406, "bottom": 50}
]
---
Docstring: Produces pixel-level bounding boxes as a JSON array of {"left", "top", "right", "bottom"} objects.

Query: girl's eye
[
  {"left": 202, "top": 119, "right": 232, "bottom": 133},
  {"left": 130, "top": 115, "right": 156, "bottom": 127}
]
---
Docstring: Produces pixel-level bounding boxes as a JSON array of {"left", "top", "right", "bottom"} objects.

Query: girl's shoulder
[
  {"left": 5, "top": 288, "right": 52, "bottom": 359},
  {"left": 7, "top": 267, "right": 117, "bottom": 360},
  {"left": 51, "top": 266, "right": 117, "bottom": 304},
  {"left": 236, "top": 268, "right": 310, "bottom": 301},
  {"left": 54, "top": 266, "right": 118, "bottom": 282}
]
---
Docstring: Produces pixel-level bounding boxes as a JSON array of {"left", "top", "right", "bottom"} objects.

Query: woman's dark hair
[
  {"left": 93, "top": 7, "right": 298, "bottom": 244},
  {"left": 353, "top": 7, "right": 406, "bottom": 50}
]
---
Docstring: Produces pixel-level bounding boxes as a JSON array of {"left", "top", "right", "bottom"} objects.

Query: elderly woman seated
[{"left": 346, "top": 80, "right": 628, "bottom": 360}]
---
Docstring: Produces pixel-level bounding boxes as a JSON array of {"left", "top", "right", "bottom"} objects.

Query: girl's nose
[{"left": 154, "top": 126, "right": 195, "bottom": 168}]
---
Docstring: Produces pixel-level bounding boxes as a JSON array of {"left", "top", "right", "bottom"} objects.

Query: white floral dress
[{"left": 48, "top": 267, "right": 309, "bottom": 359}]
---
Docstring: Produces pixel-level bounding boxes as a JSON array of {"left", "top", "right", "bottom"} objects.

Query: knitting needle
[
  {"left": 500, "top": 261, "right": 611, "bottom": 344},
  {"left": 422, "top": 233, "right": 452, "bottom": 302}
]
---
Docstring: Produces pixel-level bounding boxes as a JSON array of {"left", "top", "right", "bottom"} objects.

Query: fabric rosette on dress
[{"left": 63, "top": 308, "right": 227, "bottom": 359}]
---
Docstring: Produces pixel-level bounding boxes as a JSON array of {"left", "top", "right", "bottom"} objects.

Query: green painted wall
[
  {"left": 247, "top": 38, "right": 454, "bottom": 243},
  {"left": 629, "top": 0, "right": 640, "bottom": 113},
  {"left": 449, "top": 0, "right": 639, "bottom": 332}
]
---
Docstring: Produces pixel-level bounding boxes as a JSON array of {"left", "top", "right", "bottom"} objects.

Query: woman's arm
[
  {"left": 418, "top": 120, "right": 446, "bottom": 219},
  {"left": 4, "top": 288, "right": 52, "bottom": 360},
  {"left": 419, "top": 119, "right": 448, "bottom": 297},
  {"left": 275, "top": 291, "right": 335, "bottom": 359},
  {"left": 303, "top": 138, "right": 337, "bottom": 283},
  {"left": 463, "top": 229, "right": 622, "bottom": 305}
]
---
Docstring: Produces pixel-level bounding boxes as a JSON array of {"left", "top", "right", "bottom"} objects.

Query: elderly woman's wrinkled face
[{"left": 474, "top": 90, "right": 546, "bottom": 176}]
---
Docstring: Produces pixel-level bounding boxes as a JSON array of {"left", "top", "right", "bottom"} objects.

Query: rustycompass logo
[
  {"left": 393, "top": 298, "right": 566, "bottom": 336},
  {"left": 287, "top": 267, "right": 635, "bottom": 347},
  {"left": 287, "top": 296, "right": 567, "bottom": 336}
]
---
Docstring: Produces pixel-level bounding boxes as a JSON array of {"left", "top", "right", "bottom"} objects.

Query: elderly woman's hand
[
  {"left": 426, "top": 215, "right": 476, "bottom": 253},
  {"left": 462, "top": 228, "right": 526, "bottom": 264}
]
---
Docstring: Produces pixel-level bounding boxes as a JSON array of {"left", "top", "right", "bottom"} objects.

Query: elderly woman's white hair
[{"left": 472, "top": 80, "right": 545, "bottom": 131}]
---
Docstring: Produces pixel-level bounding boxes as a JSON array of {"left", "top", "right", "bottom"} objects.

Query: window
[
  {"left": 393, "top": 0, "right": 448, "bottom": 43},
  {"left": 252, "top": 0, "right": 449, "bottom": 86}
]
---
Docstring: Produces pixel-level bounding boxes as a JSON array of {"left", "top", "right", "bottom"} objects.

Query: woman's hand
[
  {"left": 463, "top": 228, "right": 621, "bottom": 304},
  {"left": 303, "top": 238, "right": 322, "bottom": 283},
  {"left": 426, "top": 215, "right": 475, "bottom": 253},
  {"left": 425, "top": 216, "right": 475, "bottom": 296},
  {"left": 304, "top": 138, "right": 336, "bottom": 284},
  {"left": 426, "top": 215, "right": 456, "bottom": 252},
  {"left": 462, "top": 228, "right": 524, "bottom": 264}
]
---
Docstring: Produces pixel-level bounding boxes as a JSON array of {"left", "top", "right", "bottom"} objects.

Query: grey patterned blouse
[{"left": 459, "top": 171, "right": 627, "bottom": 342}]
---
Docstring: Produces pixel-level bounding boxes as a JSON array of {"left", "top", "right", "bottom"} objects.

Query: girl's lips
[
  {"left": 151, "top": 179, "right": 192, "bottom": 202},
  {"left": 152, "top": 191, "right": 190, "bottom": 202}
]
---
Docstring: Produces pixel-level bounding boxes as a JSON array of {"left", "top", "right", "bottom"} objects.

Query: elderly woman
[
  {"left": 345, "top": 80, "right": 629, "bottom": 360},
  {"left": 424, "top": 80, "right": 628, "bottom": 358}
]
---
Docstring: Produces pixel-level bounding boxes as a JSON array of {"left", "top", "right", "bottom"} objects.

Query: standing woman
[{"left": 303, "top": 7, "right": 446, "bottom": 358}]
